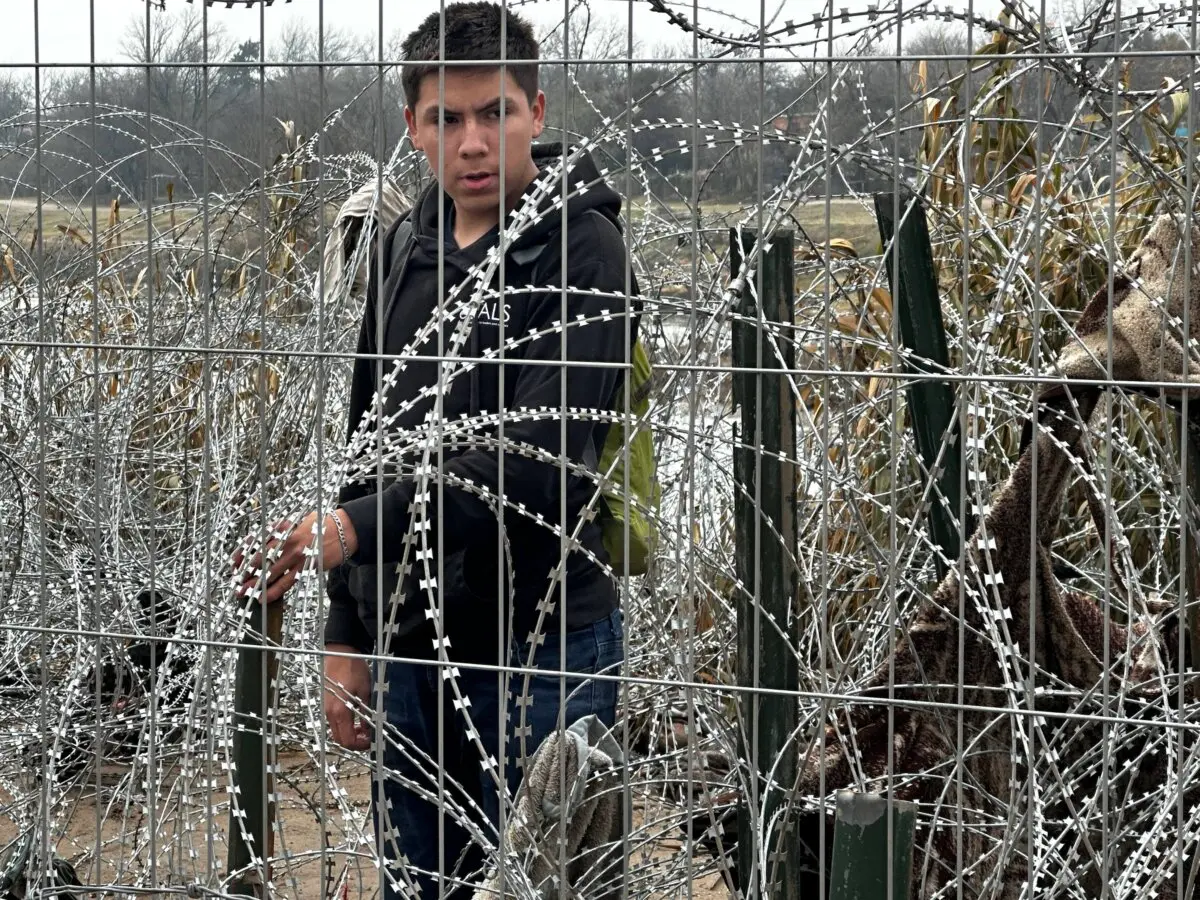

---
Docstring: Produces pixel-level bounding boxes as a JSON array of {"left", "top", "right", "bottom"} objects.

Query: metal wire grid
[{"left": 1, "top": 0, "right": 1199, "bottom": 898}]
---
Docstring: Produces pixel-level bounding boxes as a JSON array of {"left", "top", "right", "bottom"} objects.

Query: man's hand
[
  {"left": 323, "top": 644, "right": 372, "bottom": 751},
  {"left": 232, "top": 509, "right": 359, "bottom": 605}
]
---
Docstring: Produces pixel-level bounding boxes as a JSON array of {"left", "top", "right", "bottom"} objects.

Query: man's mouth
[{"left": 461, "top": 172, "right": 498, "bottom": 190}]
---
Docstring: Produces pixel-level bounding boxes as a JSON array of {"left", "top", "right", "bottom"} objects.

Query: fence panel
[{"left": 1, "top": 1, "right": 1198, "bottom": 898}]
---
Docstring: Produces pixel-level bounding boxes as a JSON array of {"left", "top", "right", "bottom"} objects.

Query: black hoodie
[{"left": 323, "top": 143, "right": 640, "bottom": 662}]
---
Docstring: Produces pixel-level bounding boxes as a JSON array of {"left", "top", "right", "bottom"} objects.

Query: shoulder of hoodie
[{"left": 531, "top": 209, "right": 631, "bottom": 286}]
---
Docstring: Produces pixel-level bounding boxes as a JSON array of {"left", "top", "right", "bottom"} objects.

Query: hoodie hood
[{"left": 409, "top": 141, "right": 625, "bottom": 265}]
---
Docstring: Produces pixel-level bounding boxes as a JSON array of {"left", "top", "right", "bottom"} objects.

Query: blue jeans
[{"left": 369, "top": 608, "right": 624, "bottom": 900}]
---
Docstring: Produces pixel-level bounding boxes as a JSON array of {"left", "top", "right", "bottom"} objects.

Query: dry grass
[
  {"left": 0, "top": 751, "right": 372, "bottom": 900},
  {"left": 0, "top": 196, "right": 349, "bottom": 262},
  {"left": 789, "top": 199, "right": 881, "bottom": 257},
  {"left": 0, "top": 751, "right": 730, "bottom": 900},
  {"left": 633, "top": 197, "right": 879, "bottom": 254},
  {"left": 3, "top": 197, "right": 195, "bottom": 244}
]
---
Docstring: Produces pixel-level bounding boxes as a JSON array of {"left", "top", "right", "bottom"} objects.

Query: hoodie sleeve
[
  {"left": 322, "top": 224, "right": 392, "bottom": 654},
  {"left": 338, "top": 217, "right": 638, "bottom": 570}
]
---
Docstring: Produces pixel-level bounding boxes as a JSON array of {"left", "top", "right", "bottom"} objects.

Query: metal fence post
[
  {"left": 873, "top": 191, "right": 967, "bottom": 570},
  {"left": 829, "top": 792, "right": 916, "bottom": 900},
  {"left": 729, "top": 227, "right": 801, "bottom": 900},
  {"left": 1178, "top": 412, "right": 1200, "bottom": 668},
  {"left": 226, "top": 599, "right": 285, "bottom": 898}
]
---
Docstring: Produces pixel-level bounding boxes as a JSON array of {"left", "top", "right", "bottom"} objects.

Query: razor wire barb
[{"left": 2, "top": 0, "right": 1200, "bottom": 897}]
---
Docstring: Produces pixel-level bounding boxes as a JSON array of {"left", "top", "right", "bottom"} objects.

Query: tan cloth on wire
[
  {"left": 472, "top": 715, "right": 626, "bottom": 900},
  {"left": 316, "top": 177, "right": 410, "bottom": 302}
]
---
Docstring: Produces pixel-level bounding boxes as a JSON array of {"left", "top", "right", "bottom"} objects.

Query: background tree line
[{"left": 0, "top": 5, "right": 1193, "bottom": 205}]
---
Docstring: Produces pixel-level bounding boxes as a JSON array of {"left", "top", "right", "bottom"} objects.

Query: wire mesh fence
[{"left": 2, "top": 0, "right": 1200, "bottom": 898}]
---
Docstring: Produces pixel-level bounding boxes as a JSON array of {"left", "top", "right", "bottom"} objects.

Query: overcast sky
[{"left": 0, "top": 0, "right": 1011, "bottom": 67}]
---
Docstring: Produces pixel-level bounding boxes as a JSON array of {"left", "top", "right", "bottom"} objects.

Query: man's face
[{"left": 405, "top": 67, "right": 545, "bottom": 224}]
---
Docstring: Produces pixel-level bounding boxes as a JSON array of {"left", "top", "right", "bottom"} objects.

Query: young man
[{"left": 237, "top": 3, "right": 640, "bottom": 897}]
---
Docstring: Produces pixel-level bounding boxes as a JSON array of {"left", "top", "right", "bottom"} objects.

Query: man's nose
[{"left": 459, "top": 117, "right": 488, "bottom": 156}]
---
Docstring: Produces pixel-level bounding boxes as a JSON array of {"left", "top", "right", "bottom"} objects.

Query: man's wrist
[
  {"left": 335, "top": 509, "right": 359, "bottom": 558},
  {"left": 324, "top": 509, "right": 359, "bottom": 569}
]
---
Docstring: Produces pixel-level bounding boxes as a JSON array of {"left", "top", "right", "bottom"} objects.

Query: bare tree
[
  {"left": 0, "top": 74, "right": 30, "bottom": 125},
  {"left": 904, "top": 22, "right": 973, "bottom": 87},
  {"left": 263, "top": 22, "right": 404, "bottom": 161},
  {"left": 120, "top": 9, "right": 252, "bottom": 131}
]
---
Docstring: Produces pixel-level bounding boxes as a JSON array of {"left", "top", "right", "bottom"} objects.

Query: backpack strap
[
  {"left": 488, "top": 225, "right": 608, "bottom": 479},
  {"left": 386, "top": 214, "right": 546, "bottom": 286},
  {"left": 510, "top": 240, "right": 547, "bottom": 268},
  {"left": 518, "top": 210, "right": 638, "bottom": 486},
  {"left": 581, "top": 426, "right": 601, "bottom": 473},
  {"left": 385, "top": 208, "right": 624, "bottom": 287},
  {"left": 388, "top": 213, "right": 415, "bottom": 280},
  {"left": 522, "top": 208, "right": 623, "bottom": 284}
]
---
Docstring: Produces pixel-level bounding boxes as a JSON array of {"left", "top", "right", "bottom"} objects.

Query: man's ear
[
  {"left": 404, "top": 104, "right": 423, "bottom": 152},
  {"left": 530, "top": 90, "right": 546, "bottom": 139}
]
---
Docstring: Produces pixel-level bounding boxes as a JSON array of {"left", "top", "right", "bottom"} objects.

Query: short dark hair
[{"left": 400, "top": 2, "right": 540, "bottom": 111}]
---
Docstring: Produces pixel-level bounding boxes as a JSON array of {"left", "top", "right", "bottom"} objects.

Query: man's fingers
[
  {"left": 234, "top": 533, "right": 312, "bottom": 601},
  {"left": 345, "top": 719, "right": 371, "bottom": 751},
  {"left": 231, "top": 518, "right": 294, "bottom": 575},
  {"left": 231, "top": 539, "right": 258, "bottom": 572},
  {"left": 349, "top": 718, "right": 371, "bottom": 751},
  {"left": 326, "top": 702, "right": 370, "bottom": 750},
  {"left": 264, "top": 568, "right": 298, "bottom": 604},
  {"left": 327, "top": 707, "right": 355, "bottom": 748}
]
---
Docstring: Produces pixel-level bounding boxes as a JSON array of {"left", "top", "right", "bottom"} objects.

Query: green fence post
[
  {"left": 830, "top": 792, "right": 916, "bottom": 900},
  {"left": 1179, "top": 411, "right": 1200, "bottom": 668},
  {"left": 873, "top": 191, "right": 967, "bottom": 570},
  {"left": 226, "top": 599, "right": 284, "bottom": 898},
  {"left": 729, "top": 227, "right": 801, "bottom": 900}
]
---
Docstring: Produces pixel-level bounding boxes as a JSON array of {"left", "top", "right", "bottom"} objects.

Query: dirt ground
[{"left": 0, "top": 749, "right": 730, "bottom": 900}]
